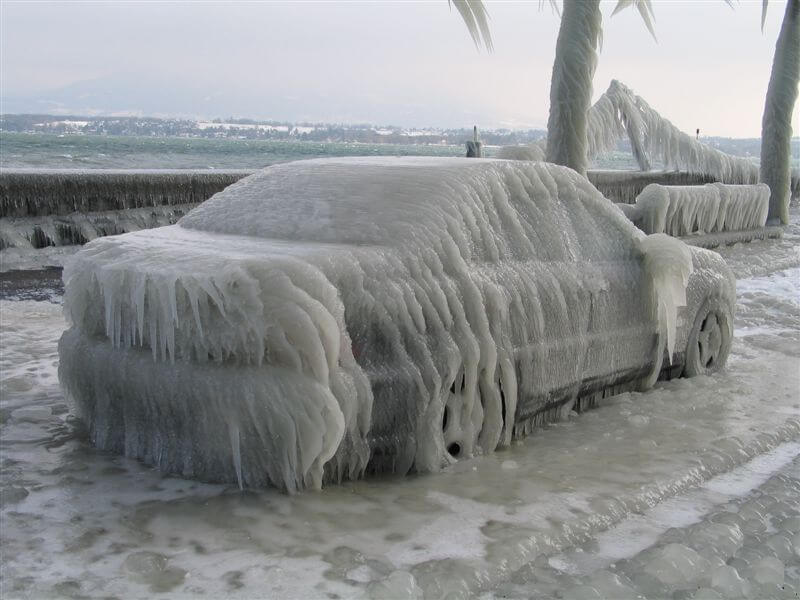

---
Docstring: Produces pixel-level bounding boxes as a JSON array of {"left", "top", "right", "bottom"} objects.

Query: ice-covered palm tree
[
  {"left": 454, "top": 0, "right": 799, "bottom": 224},
  {"left": 453, "top": 0, "right": 656, "bottom": 176},
  {"left": 760, "top": 0, "right": 799, "bottom": 225}
]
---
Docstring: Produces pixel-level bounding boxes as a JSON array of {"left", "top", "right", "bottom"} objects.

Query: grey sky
[{"left": 1, "top": 0, "right": 796, "bottom": 136}]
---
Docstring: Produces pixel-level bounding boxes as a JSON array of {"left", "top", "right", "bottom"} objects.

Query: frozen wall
[
  {"left": 627, "top": 183, "right": 770, "bottom": 237},
  {"left": 0, "top": 170, "right": 250, "bottom": 218},
  {"left": 59, "top": 157, "right": 704, "bottom": 492}
]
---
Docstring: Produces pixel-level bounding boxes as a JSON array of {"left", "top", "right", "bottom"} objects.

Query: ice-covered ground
[{"left": 1, "top": 208, "right": 798, "bottom": 599}]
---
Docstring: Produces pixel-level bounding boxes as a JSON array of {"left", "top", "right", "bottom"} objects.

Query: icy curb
[{"left": 404, "top": 419, "right": 800, "bottom": 598}]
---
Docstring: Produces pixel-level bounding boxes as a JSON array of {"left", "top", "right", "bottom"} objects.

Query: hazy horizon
[{"left": 1, "top": 1, "right": 798, "bottom": 137}]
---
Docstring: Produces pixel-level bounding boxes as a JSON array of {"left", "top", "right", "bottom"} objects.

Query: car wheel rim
[{"left": 698, "top": 311, "right": 723, "bottom": 369}]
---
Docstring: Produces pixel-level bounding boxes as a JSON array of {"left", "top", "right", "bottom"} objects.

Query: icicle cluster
[
  {"left": 637, "top": 234, "right": 693, "bottom": 362},
  {"left": 59, "top": 157, "right": 710, "bottom": 491},
  {"left": 0, "top": 204, "right": 195, "bottom": 249},
  {"left": 628, "top": 183, "right": 770, "bottom": 237}
]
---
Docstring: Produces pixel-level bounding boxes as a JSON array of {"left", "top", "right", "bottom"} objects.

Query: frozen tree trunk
[
  {"left": 546, "top": 0, "right": 602, "bottom": 176},
  {"left": 760, "top": 0, "right": 800, "bottom": 225}
]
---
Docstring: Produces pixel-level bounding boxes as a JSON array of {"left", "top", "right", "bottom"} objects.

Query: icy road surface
[{"left": 1, "top": 210, "right": 799, "bottom": 599}]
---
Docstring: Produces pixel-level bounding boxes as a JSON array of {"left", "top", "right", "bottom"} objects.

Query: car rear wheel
[{"left": 684, "top": 296, "right": 732, "bottom": 377}]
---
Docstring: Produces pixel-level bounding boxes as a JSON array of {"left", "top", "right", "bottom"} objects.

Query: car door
[{"left": 566, "top": 178, "right": 660, "bottom": 393}]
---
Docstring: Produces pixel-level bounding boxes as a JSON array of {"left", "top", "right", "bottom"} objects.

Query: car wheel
[
  {"left": 443, "top": 370, "right": 468, "bottom": 459},
  {"left": 684, "top": 295, "right": 732, "bottom": 377}
]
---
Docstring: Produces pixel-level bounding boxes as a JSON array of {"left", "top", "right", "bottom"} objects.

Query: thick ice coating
[
  {"left": 0, "top": 204, "right": 195, "bottom": 249},
  {"left": 59, "top": 157, "right": 721, "bottom": 492},
  {"left": 587, "top": 81, "right": 760, "bottom": 185},
  {"left": 628, "top": 183, "right": 770, "bottom": 237},
  {"left": 499, "top": 81, "right": 764, "bottom": 189}
]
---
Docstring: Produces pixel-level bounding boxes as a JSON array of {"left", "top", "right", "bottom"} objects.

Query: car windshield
[{"left": 179, "top": 157, "right": 481, "bottom": 247}]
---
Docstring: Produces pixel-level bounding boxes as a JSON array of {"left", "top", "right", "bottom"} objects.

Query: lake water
[
  {"left": 0, "top": 132, "right": 643, "bottom": 171},
  {"left": 0, "top": 133, "right": 468, "bottom": 170}
]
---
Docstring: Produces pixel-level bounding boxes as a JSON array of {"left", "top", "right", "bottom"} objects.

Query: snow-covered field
[{"left": 0, "top": 207, "right": 798, "bottom": 599}]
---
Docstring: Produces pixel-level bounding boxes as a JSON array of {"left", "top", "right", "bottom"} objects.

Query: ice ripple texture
[{"left": 59, "top": 157, "right": 699, "bottom": 492}]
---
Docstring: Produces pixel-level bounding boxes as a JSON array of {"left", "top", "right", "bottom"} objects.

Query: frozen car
[{"left": 59, "top": 157, "right": 735, "bottom": 492}]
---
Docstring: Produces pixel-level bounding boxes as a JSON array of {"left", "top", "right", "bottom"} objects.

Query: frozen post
[{"left": 466, "top": 125, "right": 482, "bottom": 158}]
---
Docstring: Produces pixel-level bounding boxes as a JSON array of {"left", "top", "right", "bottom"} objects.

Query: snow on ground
[{"left": 0, "top": 208, "right": 798, "bottom": 599}]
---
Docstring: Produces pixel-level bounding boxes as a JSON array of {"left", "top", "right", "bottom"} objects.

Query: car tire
[{"left": 683, "top": 295, "right": 733, "bottom": 377}]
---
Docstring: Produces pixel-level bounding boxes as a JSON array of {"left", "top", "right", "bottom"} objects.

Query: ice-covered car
[{"left": 59, "top": 157, "right": 735, "bottom": 492}]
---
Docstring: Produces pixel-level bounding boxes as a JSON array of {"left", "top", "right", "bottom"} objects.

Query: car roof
[{"left": 179, "top": 156, "right": 640, "bottom": 261}]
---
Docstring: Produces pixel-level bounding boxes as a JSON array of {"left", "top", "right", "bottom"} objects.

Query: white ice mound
[
  {"left": 630, "top": 183, "right": 770, "bottom": 237},
  {"left": 497, "top": 142, "right": 546, "bottom": 162},
  {"left": 59, "top": 157, "right": 696, "bottom": 491}
]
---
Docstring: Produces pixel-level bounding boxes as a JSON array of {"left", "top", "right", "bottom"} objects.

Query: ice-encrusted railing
[
  {"left": 619, "top": 183, "right": 770, "bottom": 238},
  {"left": 0, "top": 170, "right": 251, "bottom": 249}
]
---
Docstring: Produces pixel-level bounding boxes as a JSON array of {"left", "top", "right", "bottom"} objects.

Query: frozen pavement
[
  {"left": 490, "top": 448, "right": 800, "bottom": 599},
  {"left": 1, "top": 208, "right": 799, "bottom": 599}
]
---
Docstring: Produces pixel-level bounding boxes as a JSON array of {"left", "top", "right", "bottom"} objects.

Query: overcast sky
[{"left": 1, "top": 1, "right": 797, "bottom": 137}]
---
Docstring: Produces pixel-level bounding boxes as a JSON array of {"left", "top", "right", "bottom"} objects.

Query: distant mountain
[
  {"left": 0, "top": 72, "right": 525, "bottom": 131},
  {"left": 0, "top": 113, "right": 548, "bottom": 147}
]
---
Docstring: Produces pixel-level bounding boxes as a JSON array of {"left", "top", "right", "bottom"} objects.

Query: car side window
[{"left": 563, "top": 175, "right": 642, "bottom": 262}]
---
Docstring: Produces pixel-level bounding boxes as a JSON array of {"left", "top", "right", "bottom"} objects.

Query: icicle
[{"left": 637, "top": 234, "right": 693, "bottom": 362}]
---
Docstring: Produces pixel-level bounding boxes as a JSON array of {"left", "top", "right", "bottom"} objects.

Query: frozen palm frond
[
  {"left": 611, "top": 0, "right": 657, "bottom": 41},
  {"left": 450, "top": 0, "right": 493, "bottom": 51},
  {"left": 539, "top": 0, "right": 560, "bottom": 16},
  {"left": 453, "top": 0, "right": 661, "bottom": 53}
]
